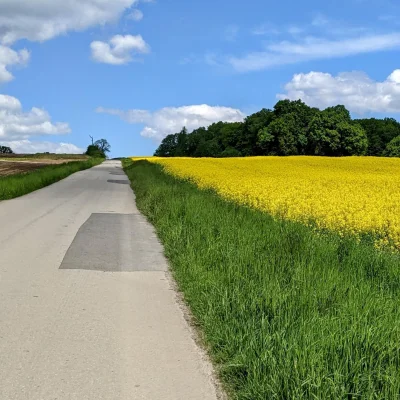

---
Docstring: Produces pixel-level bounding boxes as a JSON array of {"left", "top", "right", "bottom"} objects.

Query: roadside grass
[
  {"left": 0, "top": 158, "right": 103, "bottom": 200},
  {"left": 123, "top": 159, "right": 400, "bottom": 400}
]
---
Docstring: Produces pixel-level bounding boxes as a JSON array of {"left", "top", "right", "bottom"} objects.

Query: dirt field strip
[
  {"left": 0, "top": 161, "right": 49, "bottom": 176},
  {"left": 0, "top": 156, "right": 90, "bottom": 177}
]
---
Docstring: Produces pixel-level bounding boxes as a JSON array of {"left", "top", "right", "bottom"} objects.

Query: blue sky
[{"left": 0, "top": 0, "right": 400, "bottom": 157}]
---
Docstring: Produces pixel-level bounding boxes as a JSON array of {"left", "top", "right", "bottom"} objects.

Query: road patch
[{"left": 60, "top": 213, "right": 167, "bottom": 272}]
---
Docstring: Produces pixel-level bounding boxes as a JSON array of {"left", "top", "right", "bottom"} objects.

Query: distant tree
[
  {"left": 340, "top": 123, "right": 368, "bottom": 156},
  {"left": 94, "top": 139, "right": 111, "bottom": 155},
  {"left": 154, "top": 134, "right": 178, "bottom": 157},
  {"left": 195, "top": 138, "right": 221, "bottom": 157},
  {"left": 260, "top": 115, "right": 299, "bottom": 155},
  {"left": 0, "top": 145, "right": 13, "bottom": 154},
  {"left": 186, "top": 127, "right": 207, "bottom": 156},
  {"left": 355, "top": 118, "right": 400, "bottom": 156},
  {"left": 175, "top": 127, "right": 188, "bottom": 156},
  {"left": 220, "top": 147, "right": 242, "bottom": 157},
  {"left": 384, "top": 135, "right": 400, "bottom": 157},
  {"left": 219, "top": 122, "right": 244, "bottom": 151},
  {"left": 257, "top": 101, "right": 318, "bottom": 155},
  {"left": 239, "top": 109, "right": 274, "bottom": 155},
  {"left": 85, "top": 144, "right": 105, "bottom": 158},
  {"left": 151, "top": 101, "right": 398, "bottom": 159},
  {"left": 273, "top": 99, "right": 319, "bottom": 122},
  {"left": 309, "top": 106, "right": 367, "bottom": 156}
]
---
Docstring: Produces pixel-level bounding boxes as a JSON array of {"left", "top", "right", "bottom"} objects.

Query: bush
[
  {"left": 220, "top": 147, "right": 242, "bottom": 157},
  {"left": 384, "top": 135, "right": 400, "bottom": 157},
  {"left": 85, "top": 144, "right": 105, "bottom": 158}
]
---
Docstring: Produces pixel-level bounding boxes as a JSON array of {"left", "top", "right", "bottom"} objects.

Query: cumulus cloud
[
  {"left": 0, "top": 45, "right": 30, "bottom": 83},
  {"left": 278, "top": 69, "right": 400, "bottom": 113},
  {"left": 229, "top": 33, "right": 400, "bottom": 72},
  {"left": 0, "top": 0, "right": 141, "bottom": 45},
  {"left": 91, "top": 34, "right": 150, "bottom": 65},
  {"left": 0, "top": 94, "right": 70, "bottom": 140},
  {"left": 0, "top": 140, "right": 83, "bottom": 154},
  {"left": 96, "top": 104, "right": 246, "bottom": 141}
]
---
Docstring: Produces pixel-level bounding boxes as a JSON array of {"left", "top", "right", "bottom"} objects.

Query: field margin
[{"left": 0, "top": 158, "right": 104, "bottom": 200}]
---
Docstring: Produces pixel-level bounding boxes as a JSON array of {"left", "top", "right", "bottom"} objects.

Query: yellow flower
[{"left": 134, "top": 156, "right": 400, "bottom": 249}]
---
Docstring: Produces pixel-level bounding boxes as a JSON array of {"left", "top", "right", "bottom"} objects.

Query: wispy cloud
[
  {"left": 250, "top": 13, "right": 369, "bottom": 43},
  {"left": 229, "top": 32, "right": 400, "bottom": 72}
]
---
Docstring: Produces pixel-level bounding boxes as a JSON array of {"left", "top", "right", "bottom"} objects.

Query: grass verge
[
  {"left": 124, "top": 159, "right": 400, "bottom": 400},
  {"left": 0, "top": 158, "right": 103, "bottom": 200}
]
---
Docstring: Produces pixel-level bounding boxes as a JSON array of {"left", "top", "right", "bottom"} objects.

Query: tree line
[
  {"left": 0, "top": 139, "right": 111, "bottom": 157},
  {"left": 155, "top": 100, "right": 400, "bottom": 158}
]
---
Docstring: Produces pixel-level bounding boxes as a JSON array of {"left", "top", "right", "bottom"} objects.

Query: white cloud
[
  {"left": 0, "top": 45, "right": 30, "bottom": 83},
  {"left": 229, "top": 33, "right": 400, "bottom": 72},
  {"left": 96, "top": 104, "right": 245, "bottom": 141},
  {"left": 0, "top": 0, "right": 141, "bottom": 45},
  {"left": 127, "top": 9, "right": 144, "bottom": 21},
  {"left": 0, "top": 94, "right": 70, "bottom": 140},
  {"left": 0, "top": 140, "right": 83, "bottom": 154},
  {"left": 91, "top": 34, "right": 150, "bottom": 65},
  {"left": 278, "top": 69, "right": 400, "bottom": 113}
]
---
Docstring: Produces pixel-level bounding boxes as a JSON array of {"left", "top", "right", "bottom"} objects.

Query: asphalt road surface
[{"left": 0, "top": 161, "right": 220, "bottom": 400}]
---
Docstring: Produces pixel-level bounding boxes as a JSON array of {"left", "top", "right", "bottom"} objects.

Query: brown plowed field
[
  {"left": 0, "top": 161, "right": 49, "bottom": 176},
  {"left": 0, "top": 157, "right": 86, "bottom": 177}
]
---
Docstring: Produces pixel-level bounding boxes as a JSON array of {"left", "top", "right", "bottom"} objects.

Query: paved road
[{"left": 0, "top": 161, "right": 220, "bottom": 400}]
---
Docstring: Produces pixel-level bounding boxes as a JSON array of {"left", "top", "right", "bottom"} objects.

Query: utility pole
[{"left": 89, "top": 135, "right": 94, "bottom": 145}]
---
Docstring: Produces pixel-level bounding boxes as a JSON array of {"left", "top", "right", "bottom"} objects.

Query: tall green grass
[
  {"left": 0, "top": 158, "right": 103, "bottom": 200},
  {"left": 124, "top": 159, "right": 400, "bottom": 400}
]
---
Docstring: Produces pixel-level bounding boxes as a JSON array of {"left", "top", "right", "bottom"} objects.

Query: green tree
[
  {"left": 274, "top": 99, "right": 319, "bottom": 121},
  {"left": 309, "top": 106, "right": 367, "bottom": 156},
  {"left": 195, "top": 138, "right": 221, "bottom": 157},
  {"left": 94, "top": 139, "right": 111, "bottom": 155},
  {"left": 384, "top": 135, "right": 400, "bottom": 157},
  {"left": 355, "top": 118, "right": 400, "bottom": 156},
  {"left": 258, "top": 101, "right": 318, "bottom": 155},
  {"left": 186, "top": 127, "right": 207, "bottom": 156},
  {"left": 0, "top": 145, "right": 13, "bottom": 154},
  {"left": 154, "top": 134, "right": 178, "bottom": 157},
  {"left": 220, "top": 147, "right": 242, "bottom": 157},
  {"left": 175, "top": 127, "right": 188, "bottom": 156},
  {"left": 85, "top": 144, "right": 105, "bottom": 158},
  {"left": 309, "top": 113, "right": 341, "bottom": 155},
  {"left": 242, "top": 109, "right": 275, "bottom": 155},
  {"left": 219, "top": 122, "right": 243, "bottom": 151},
  {"left": 340, "top": 122, "right": 368, "bottom": 156},
  {"left": 259, "top": 115, "right": 299, "bottom": 155}
]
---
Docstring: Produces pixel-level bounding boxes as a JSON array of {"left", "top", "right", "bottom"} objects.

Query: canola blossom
[{"left": 133, "top": 156, "right": 400, "bottom": 249}]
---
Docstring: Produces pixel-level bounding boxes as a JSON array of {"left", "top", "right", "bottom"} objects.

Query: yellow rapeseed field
[{"left": 134, "top": 156, "right": 400, "bottom": 249}]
